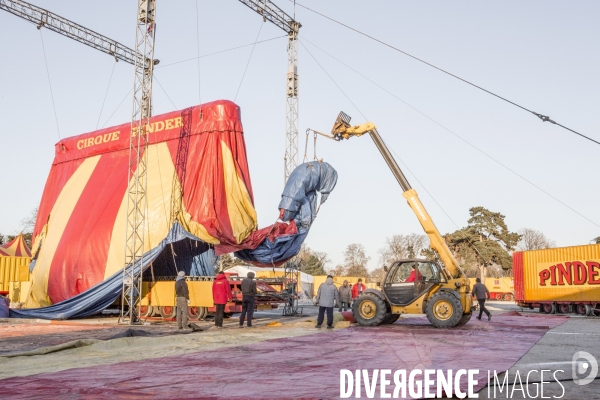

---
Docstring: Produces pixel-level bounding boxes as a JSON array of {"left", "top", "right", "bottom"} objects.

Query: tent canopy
[
  {"left": 0, "top": 234, "right": 31, "bottom": 258},
  {"left": 14, "top": 100, "right": 336, "bottom": 319}
]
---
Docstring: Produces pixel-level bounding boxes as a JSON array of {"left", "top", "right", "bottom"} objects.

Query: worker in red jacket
[
  {"left": 405, "top": 265, "right": 422, "bottom": 283},
  {"left": 351, "top": 278, "right": 366, "bottom": 302},
  {"left": 212, "top": 271, "right": 232, "bottom": 328}
]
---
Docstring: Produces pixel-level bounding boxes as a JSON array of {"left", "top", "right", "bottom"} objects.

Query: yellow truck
[{"left": 309, "top": 112, "right": 473, "bottom": 328}]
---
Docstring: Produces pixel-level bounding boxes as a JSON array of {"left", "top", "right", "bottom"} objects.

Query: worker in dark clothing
[
  {"left": 175, "top": 271, "right": 190, "bottom": 329},
  {"left": 472, "top": 277, "right": 491, "bottom": 321},
  {"left": 212, "top": 271, "right": 232, "bottom": 328},
  {"left": 338, "top": 280, "right": 352, "bottom": 312},
  {"left": 239, "top": 271, "right": 257, "bottom": 328}
]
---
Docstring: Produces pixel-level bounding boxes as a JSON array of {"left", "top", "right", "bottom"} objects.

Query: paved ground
[{"left": 0, "top": 302, "right": 598, "bottom": 399}]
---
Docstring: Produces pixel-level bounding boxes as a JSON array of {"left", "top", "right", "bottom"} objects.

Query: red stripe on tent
[
  {"left": 46, "top": 151, "right": 130, "bottom": 303},
  {"left": 33, "top": 160, "right": 85, "bottom": 240}
]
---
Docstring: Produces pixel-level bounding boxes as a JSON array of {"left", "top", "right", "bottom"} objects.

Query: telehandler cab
[{"left": 314, "top": 112, "right": 473, "bottom": 328}]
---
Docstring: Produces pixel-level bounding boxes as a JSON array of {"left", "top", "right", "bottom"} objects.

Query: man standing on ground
[
  {"left": 338, "top": 280, "right": 352, "bottom": 312},
  {"left": 472, "top": 277, "right": 491, "bottom": 321},
  {"left": 240, "top": 271, "right": 257, "bottom": 328},
  {"left": 212, "top": 271, "right": 232, "bottom": 328},
  {"left": 315, "top": 275, "right": 339, "bottom": 329},
  {"left": 352, "top": 278, "right": 366, "bottom": 303},
  {"left": 175, "top": 271, "right": 190, "bottom": 330}
]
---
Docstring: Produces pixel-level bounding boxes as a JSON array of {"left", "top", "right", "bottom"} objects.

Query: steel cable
[
  {"left": 39, "top": 30, "right": 60, "bottom": 139},
  {"left": 291, "top": 1, "right": 598, "bottom": 145},
  {"left": 300, "top": 39, "right": 600, "bottom": 229}
]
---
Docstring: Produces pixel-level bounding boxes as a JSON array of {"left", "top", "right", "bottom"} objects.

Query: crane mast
[
  {"left": 121, "top": 0, "right": 157, "bottom": 324},
  {"left": 236, "top": 0, "right": 301, "bottom": 183},
  {"left": 1, "top": 0, "right": 158, "bottom": 323}
]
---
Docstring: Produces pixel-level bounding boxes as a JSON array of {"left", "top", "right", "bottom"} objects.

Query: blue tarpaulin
[
  {"left": 235, "top": 161, "right": 337, "bottom": 265},
  {"left": 10, "top": 224, "right": 216, "bottom": 320}
]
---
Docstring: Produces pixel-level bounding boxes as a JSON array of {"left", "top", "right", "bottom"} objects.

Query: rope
[
  {"left": 195, "top": 0, "right": 201, "bottom": 104},
  {"left": 101, "top": 88, "right": 132, "bottom": 128},
  {"left": 156, "top": 36, "right": 285, "bottom": 69},
  {"left": 39, "top": 30, "right": 60, "bottom": 139},
  {"left": 234, "top": 21, "right": 264, "bottom": 102},
  {"left": 300, "top": 39, "right": 600, "bottom": 229},
  {"left": 96, "top": 61, "right": 117, "bottom": 129},
  {"left": 292, "top": 1, "right": 598, "bottom": 146},
  {"left": 153, "top": 75, "right": 178, "bottom": 109}
]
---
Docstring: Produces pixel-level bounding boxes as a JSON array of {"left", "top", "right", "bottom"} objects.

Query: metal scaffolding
[
  {"left": 0, "top": 0, "right": 143, "bottom": 65},
  {"left": 120, "top": 0, "right": 157, "bottom": 325},
  {"left": 236, "top": 0, "right": 301, "bottom": 182}
]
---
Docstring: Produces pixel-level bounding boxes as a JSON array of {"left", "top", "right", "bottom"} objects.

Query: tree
[
  {"left": 592, "top": 236, "right": 600, "bottom": 244},
  {"left": 369, "top": 267, "right": 386, "bottom": 285},
  {"left": 379, "top": 233, "right": 429, "bottom": 266},
  {"left": 6, "top": 207, "right": 38, "bottom": 248},
  {"left": 297, "top": 245, "right": 330, "bottom": 275},
  {"left": 218, "top": 253, "right": 247, "bottom": 272},
  {"left": 328, "top": 264, "right": 346, "bottom": 276},
  {"left": 517, "top": 229, "right": 555, "bottom": 251},
  {"left": 343, "top": 243, "right": 369, "bottom": 277},
  {"left": 445, "top": 207, "right": 520, "bottom": 280}
]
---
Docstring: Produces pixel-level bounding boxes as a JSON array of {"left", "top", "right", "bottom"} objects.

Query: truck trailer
[{"left": 513, "top": 243, "right": 600, "bottom": 316}]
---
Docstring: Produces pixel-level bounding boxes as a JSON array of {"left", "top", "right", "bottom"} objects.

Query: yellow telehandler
[{"left": 315, "top": 112, "right": 473, "bottom": 328}]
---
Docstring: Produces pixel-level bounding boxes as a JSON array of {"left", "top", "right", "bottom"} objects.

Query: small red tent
[{"left": 0, "top": 233, "right": 32, "bottom": 258}]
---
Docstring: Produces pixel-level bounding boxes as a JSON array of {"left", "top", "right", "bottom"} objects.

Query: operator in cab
[{"left": 405, "top": 264, "right": 422, "bottom": 283}]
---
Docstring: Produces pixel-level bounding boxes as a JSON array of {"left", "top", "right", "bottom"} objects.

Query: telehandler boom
[{"left": 323, "top": 112, "right": 473, "bottom": 327}]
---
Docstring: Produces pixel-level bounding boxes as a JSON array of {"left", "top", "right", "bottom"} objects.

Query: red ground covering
[{"left": 0, "top": 313, "right": 567, "bottom": 399}]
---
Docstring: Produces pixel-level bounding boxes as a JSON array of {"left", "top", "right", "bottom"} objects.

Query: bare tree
[
  {"left": 368, "top": 267, "right": 386, "bottom": 285},
  {"left": 328, "top": 264, "right": 346, "bottom": 276},
  {"left": 517, "top": 228, "right": 555, "bottom": 251},
  {"left": 343, "top": 243, "right": 370, "bottom": 277},
  {"left": 20, "top": 207, "right": 38, "bottom": 233},
  {"left": 379, "top": 233, "right": 429, "bottom": 266}
]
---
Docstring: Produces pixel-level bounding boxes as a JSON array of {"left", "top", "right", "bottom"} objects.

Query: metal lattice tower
[
  {"left": 282, "top": 258, "right": 301, "bottom": 316},
  {"left": 284, "top": 22, "right": 300, "bottom": 182},
  {"left": 120, "top": 0, "right": 157, "bottom": 325},
  {"left": 236, "top": 0, "right": 301, "bottom": 182}
]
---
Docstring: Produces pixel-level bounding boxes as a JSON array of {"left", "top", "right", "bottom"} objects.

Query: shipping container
[
  {"left": 468, "top": 277, "right": 514, "bottom": 301},
  {"left": 0, "top": 256, "right": 30, "bottom": 295},
  {"left": 513, "top": 243, "right": 600, "bottom": 316}
]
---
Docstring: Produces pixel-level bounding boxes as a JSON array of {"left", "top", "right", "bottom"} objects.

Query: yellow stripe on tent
[{"left": 26, "top": 156, "right": 101, "bottom": 308}]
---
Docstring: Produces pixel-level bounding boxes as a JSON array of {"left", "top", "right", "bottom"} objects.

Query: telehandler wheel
[
  {"left": 425, "top": 292, "right": 464, "bottom": 328},
  {"left": 382, "top": 313, "right": 400, "bottom": 325},
  {"left": 352, "top": 292, "right": 388, "bottom": 326},
  {"left": 455, "top": 312, "right": 472, "bottom": 327}
]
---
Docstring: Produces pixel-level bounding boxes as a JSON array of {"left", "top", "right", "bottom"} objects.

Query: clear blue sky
[{"left": 1, "top": 1, "right": 598, "bottom": 270}]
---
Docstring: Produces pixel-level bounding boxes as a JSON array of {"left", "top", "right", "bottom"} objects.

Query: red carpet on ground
[{"left": 0, "top": 312, "right": 567, "bottom": 399}]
